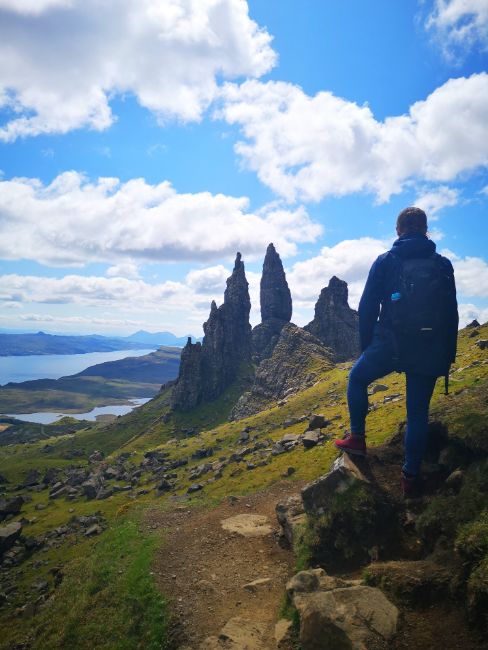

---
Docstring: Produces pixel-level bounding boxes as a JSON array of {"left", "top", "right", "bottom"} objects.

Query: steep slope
[{"left": 0, "top": 323, "right": 485, "bottom": 649}]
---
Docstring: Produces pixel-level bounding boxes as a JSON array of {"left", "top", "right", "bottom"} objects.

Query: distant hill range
[
  {"left": 0, "top": 347, "right": 181, "bottom": 413},
  {"left": 0, "top": 330, "right": 198, "bottom": 356}
]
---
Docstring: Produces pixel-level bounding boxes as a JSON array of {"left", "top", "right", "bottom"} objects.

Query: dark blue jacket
[{"left": 358, "top": 233, "right": 458, "bottom": 377}]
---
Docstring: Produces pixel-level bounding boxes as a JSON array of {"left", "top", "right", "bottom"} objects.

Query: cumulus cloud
[
  {"left": 0, "top": 172, "right": 322, "bottom": 266},
  {"left": 218, "top": 74, "right": 488, "bottom": 203},
  {"left": 450, "top": 254, "right": 488, "bottom": 297},
  {"left": 0, "top": 0, "right": 275, "bottom": 141},
  {"left": 426, "top": 0, "right": 488, "bottom": 59},
  {"left": 458, "top": 303, "right": 488, "bottom": 326},
  {"left": 415, "top": 185, "right": 459, "bottom": 217},
  {"left": 287, "top": 238, "right": 390, "bottom": 310},
  {"left": 106, "top": 262, "right": 141, "bottom": 280}
]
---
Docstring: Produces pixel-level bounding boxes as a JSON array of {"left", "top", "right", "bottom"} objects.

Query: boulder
[
  {"left": 21, "top": 469, "right": 40, "bottom": 488},
  {"left": 302, "top": 430, "right": 322, "bottom": 449},
  {"left": 0, "top": 496, "right": 24, "bottom": 522},
  {"left": 287, "top": 569, "right": 398, "bottom": 650},
  {"left": 89, "top": 450, "right": 104, "bottom": 463},
  {"left": 308, "top": 414, "right": 329, "bottom": 430},
  {"left": 275, "top": 494, "right": 306, "bottom": 546},
  {"left": 301, "top": 454, "right": 370, "bottom": 516},
  {"left": 0, "top": 521, "right": 22, "bottom": 554}
]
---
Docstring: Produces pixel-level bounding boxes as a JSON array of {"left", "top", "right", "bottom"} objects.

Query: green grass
[{"left": 0, "top": 513, "right": 170, "bottom": 650}]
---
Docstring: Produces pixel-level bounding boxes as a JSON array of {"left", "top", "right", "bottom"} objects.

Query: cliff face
[
  {"left": 252, "top": 243, "right": 292, "bottom": 363},
  {"left": 304, "top": 276, "right": 360, "bottom": 362},
  {"left": 171, "top": 253, "right": 251, "bottom": 411},
  {"left": 232, "top": 324, "right": 334, "bottom": 420}
]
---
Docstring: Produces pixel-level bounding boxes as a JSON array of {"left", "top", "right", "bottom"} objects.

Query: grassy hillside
[{"left": 0, "top": 323, "right": 485, "bottom": 648}]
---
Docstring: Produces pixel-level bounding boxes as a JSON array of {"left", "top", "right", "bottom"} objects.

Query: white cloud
[
  {"left": 451, "top": 255, "right": 488, "bottom": 297},
  {"left": 106, "top": 262, "right": 141, "bottom": 280},
  {"left": 0, "top": 172, "right": 322, "bottom": 266},
  {"left": 0, "top": 0, "right": 276, "bottom": 141},
  {"left": 415, "top": 186, "right": 459, "bottom": 217},
  {"left": 0, "top": 0, "right": 72, "bottom": 14},
  {"left": 458, "top": 303, "right": 488, "bottom": 326},
  {"left": 218, "top": 74, "right": 488, "bottom": 203},
  {"left": 426, "top": 0, "right": 488, "bottom": 59},
  {"left": 287, "top": 238, "right": 390, "bottom": 310}
]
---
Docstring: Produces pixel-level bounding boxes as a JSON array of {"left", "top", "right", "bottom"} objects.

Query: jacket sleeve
[
  {"left": 442, "top": 258, "right": 459, "bottom": 363},
  {"left": 358, "top": 257, "right": 384, "bottom": 351}
]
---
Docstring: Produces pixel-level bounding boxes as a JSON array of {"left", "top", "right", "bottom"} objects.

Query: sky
[{"left": 0, "top": 0, "right": 487, "bottom": 337}]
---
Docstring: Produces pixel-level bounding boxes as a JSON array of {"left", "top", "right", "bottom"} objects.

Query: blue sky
[{"left": 0, "top": 0, "right": 487, "bottom": 336}]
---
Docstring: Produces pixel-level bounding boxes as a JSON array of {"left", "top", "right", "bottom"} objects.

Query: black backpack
[
  {"left": 389, "top": 253, "right": 447, "bottom": 337},
  {"left": 389, "top": 252, "right": 451, "bottom": 392}
]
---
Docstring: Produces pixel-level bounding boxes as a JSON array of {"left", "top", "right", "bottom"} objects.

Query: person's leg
[
  {"left": 347, "top": 345, "right": 396, "bottom": 437},
  {"left": 403, "top": 373, "right": 437, "bottom": 476}
]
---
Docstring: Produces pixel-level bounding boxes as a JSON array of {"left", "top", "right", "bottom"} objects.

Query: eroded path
[{"left": 147, "top": 481, "right": 303, "bottom": 649}]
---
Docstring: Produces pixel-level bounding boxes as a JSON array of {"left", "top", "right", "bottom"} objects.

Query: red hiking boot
[
  {"left": 401, "top": 472, "right": 422, "bottom": 499},
  {"left": 334, "top": 433, "right": 366, "bottom": 457}
]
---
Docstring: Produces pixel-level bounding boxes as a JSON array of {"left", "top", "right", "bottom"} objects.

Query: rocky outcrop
[
  {"left": 260, "top": 243, "right": 292, "bottom": 322},
  {"left": 172, "top": 253, "right": 252, "bottom": 411},
  {"left": 304, "top": 276, "right": 359, "bottom": 362},
  {"left": 231, "top": 324, "right": 333, "bottom": 420},
  {"left": 252, "top": 243, "right": 292, "bottom": 363},
  {"left": 287, "top": 568, "right": 398, "bottom": 650}
]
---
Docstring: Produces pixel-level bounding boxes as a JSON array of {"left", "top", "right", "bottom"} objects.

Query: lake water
[
  {"left": 0, "top": 349, "right": 155, "bottom": 386},
  {"left": 8, "top": 398, "right": 152, "bottom": 424}
]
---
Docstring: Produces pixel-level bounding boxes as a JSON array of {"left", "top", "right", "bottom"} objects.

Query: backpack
[{"left": 389, "top": 252, "right": 451, "bottom": 392}]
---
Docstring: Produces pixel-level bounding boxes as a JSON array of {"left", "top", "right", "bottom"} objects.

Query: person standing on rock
[{"left": 334, "top": 207, "right": 458, "bottom": 497}]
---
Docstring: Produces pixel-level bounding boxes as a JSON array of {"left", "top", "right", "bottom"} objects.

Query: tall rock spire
[
  {"left": 260, "top": 243, "right": 292, "bottom": 322},
  {"left": 171, "top": 252, "right": 252, "bottom": 411},
  {"left": 251, "top": 243, "right": 292, "bottom": 363},
  {"left": 304, "top": 276, "right": 360, "bottom": 362}
]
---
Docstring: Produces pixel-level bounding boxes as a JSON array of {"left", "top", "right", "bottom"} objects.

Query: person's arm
[
  {"left": 358, "top": 257, "right": 383, "bottom": 351},
  {"left": 443, "top": 258, "right": 459, "bottom": 362}
]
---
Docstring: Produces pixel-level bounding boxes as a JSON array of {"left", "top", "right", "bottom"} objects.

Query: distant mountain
[
  {"left": 123, "top": 330, "right": 200, "bottom": 347},
  {"left": 0, "top": 329, "right": 200, "bottom": 356},
  {"left": 0, "top": 332, "right": 154, "bottom": 356},
  {"left": 0, "top": 347, "right": 181, "bottom": 413}
]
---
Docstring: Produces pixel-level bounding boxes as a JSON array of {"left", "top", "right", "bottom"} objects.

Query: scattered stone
[
  {"left": 476, "top": 339, "right": 488, "bottom": 350},
  {"left": 369, "top": 383, "right": 389, "bottom": 395},
  {"left": 88, "top": 450, "right": 104, "bottom": 463},
  {"left": 85, "top": 524, "right": 102, "bottom": 537},
  {"left": 0, "top": 521, "right": 22, "bottom": 554},
  {"left": 187, "top": 483, "right": 204, "bottom": 494},
  {"left": 276, "top": 494, "right": 307, "bottom": 547},
  {"left": 383, "top": 393, "right": 402, "bottom": 403},
  {"left": 0, "top": 496, "right": 24, "bottom": 521},
  {"left": 308, "top": 414, "right": 328, "bottom": 429},
  {"left": 302, "top": 430, "right": 322, "bottom": 449},
  {"left": 445, "top": 468, "right": 464, "bottom": 491},
  {"left": 21, "top": 469, "right": 40, "bottom": 488},
  {"left": 221, "top": 514, "right": 272, "bottom": 538},
  {"left": 242, "top": 577, "right": 271, "bottom": 592}
]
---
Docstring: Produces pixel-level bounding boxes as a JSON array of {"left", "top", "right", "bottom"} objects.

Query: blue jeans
[{"left": 347, "top": 332, "right": 437, "bottom": 476}]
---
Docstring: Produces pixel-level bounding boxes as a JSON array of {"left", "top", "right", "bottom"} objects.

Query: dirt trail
[{"left": 148, "top": 481, "right": 303, "bottom": 649}]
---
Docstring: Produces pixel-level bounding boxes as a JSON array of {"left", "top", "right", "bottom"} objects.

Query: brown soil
[
  {"left": 147, "top": 446, "right": 486, "bottom": 650},
  {"left": 148, "top": 481, "right": 305, "bottom": 649}
]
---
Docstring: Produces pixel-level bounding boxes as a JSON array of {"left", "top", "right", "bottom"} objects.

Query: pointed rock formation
[
  {"left": 252, "top": 243, "right": 293, "bottom": 362},
  {"left": 231, "top": 324, "right": 333, "bottom": 420},
  {"left": 260, "top": 243, "right": 292, "bottom": 322},
  {"left": 171, "top": 253, "right": 251, "bottom": 411},
  {"left": 304, "top": 276, "right": 360, "bottom": 362}
]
